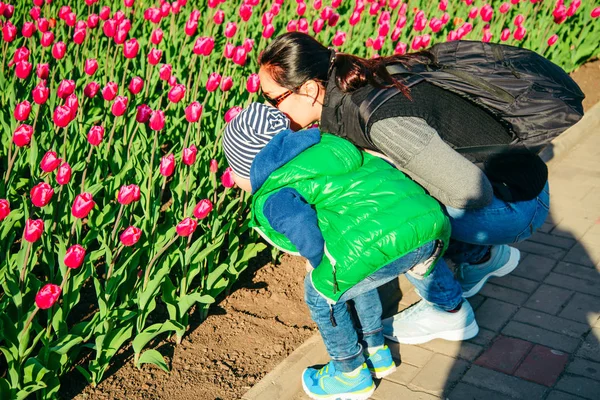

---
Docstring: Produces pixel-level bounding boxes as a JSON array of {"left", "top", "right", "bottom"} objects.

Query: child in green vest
[{"left": 223, "top": 103, "right": 474, "bottom": 400}]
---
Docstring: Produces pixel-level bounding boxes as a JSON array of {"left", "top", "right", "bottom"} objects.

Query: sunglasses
[{"left": 261, "top": 88, "right": 296, "bottom": 108}]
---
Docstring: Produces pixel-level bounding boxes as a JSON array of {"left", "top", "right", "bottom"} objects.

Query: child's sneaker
[
  {"left": 458, "top": 245, "right": 520, "bottom": 298},
  {"left": 301, "top": 362, "right": 375, "bottom": 400},
  {"left": 365, "top": 345, "right": 396, "bottom": 379}
]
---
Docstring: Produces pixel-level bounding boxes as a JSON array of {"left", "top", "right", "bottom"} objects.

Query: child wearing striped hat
[{"left": 223, "top": 102, "right": 469, "bottom": 400}]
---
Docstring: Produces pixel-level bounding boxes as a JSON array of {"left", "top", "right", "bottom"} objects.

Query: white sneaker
[
  {"left": 458, "top": 245, "right": 521, "bottom": 298},
  {"left": 382, "top": 300, "right": 479, "bottom": 344}
]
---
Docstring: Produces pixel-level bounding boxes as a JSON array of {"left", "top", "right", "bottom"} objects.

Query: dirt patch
[
  {"left": 60, "top": 254, "right": 316, "bottom": 400},
  {"left": 59, "top": 59, "right": 599, "bottom": 400}
]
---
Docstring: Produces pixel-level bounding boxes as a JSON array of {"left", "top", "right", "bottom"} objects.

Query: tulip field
[{"left": 0, "top": 0, "right": 598, "bottom": 398}]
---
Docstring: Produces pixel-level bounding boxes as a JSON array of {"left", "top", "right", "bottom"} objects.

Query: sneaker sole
[
  {"left": 382, "top": 319, "right": 479, "bottom": 345},
  {"left": 370, "top": 364, "right": 397, "bottom": 379},
  {"left": 462, "top": 247, "right": 521, "bottom": 298},
  {"left": 301, "top": 379, "right": 376, "bottom": 400}
]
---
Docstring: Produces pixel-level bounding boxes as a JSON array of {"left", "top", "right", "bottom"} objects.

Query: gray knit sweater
[{"left": 370, "top": 117, "right": 494, "bottom": 209}]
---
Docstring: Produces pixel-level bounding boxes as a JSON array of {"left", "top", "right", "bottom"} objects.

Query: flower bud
[
  {"left": 64, "top": 244, "right": 86, "bottom": 269},
  {"left": 14, "top": 101, "right": 32, "bottom": 122},
  {"left": 13, "top": 125, "right": 33, "bottom": 147},
  {"left": 160, "top": 154, "right": 175, "bottom": 177},
  {"left": 136, "top": 104, "right": 152, "bottom": 123},
  {"left": 84, "top": 58, "right": 98, "bottom": 75},
  {"left": 118, "top": 184, "right": 141, "bottom": 205},
  {"left": 149, "top": 110, "right": 165, "bottom": 130},
  {"left": 176, "top": 217, "right": 198, "bottom": 237},
  {"left": 129, "top": 76, "right": 144, "bottom": 95},
  {"left": 185, "top": 102, "right": 202, "bottom": 123},
  {"left": 24, "top": 218, "right": 44, "bottom": 243},
  {"left": 35, "top": 283, "right": 61, "bottom": 309},
  {"left": 193, "top": 199, "right": 213, "bottom": 219},
  {"left": 56, "top": 162, "right": 72, "bottom": 185},
  {"left": 0, "top": 199, "right": 10, "bottom": 221},
  {"left": 31, "top": 182, "right": 54, "bottom": 208},
  {"left": 112, "top": 96, "right": 128, "bottom": 117},
  {"left": 246, "top": 74, "right": 260, "bottom": 93},
  {"left": 221, "top": 167, "right": 235, "bottom": 188},
  {"left": 120, "top": 226, "right": 142, "bottom": 246},
  {"left": 72, "top": 193, "right": 95, "bottom": 219}
]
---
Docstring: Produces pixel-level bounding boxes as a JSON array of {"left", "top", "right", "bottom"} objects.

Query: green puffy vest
[{"left": 250, "top": 134, "right": 450, "bottom": 303}]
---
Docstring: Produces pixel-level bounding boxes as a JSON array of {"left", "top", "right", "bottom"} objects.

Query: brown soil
[{"left": 59, "top": 59, "right": 600, "bottom": 400}]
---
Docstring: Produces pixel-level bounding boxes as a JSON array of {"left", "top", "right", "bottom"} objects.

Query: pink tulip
[
  {"left": 64, "top": 244, "right": 86, "bottom": 269},
  {"left": 239, "top": 4, "right": 252, "bottom": 21},
  {"left": 159, "top": 64, "right": 172, "bottom": 80},
  {"left": 87, "top": 126, "right": 104, "bottom": 146},
  {"left": 88, "top": 14, "right": 99, "bottom": 28},
  {"left": 214, "top": 10, "right": 225, "bottom": 24},
  {"left": 480, "top": 5, "right": 494, "bottom": 22},
  {"left": 394, "top": 41, "right": 407, "bottom": 55},
  {"left": 2, "top": 22, "right": 17, "bottom": 42},
  {"left": 332, "top": 31, "right": 346, "bottom": 47},
  {"left": 233, "top": 47, "right": 247, "bottom": 66},
  {"left": 221, "top": 167, "right": 235, "bottom": 188},
  {"left": 14, "top": 101, "right": 32, "bottom": 122},
  {"left": 263, "top": 24, "right": 275, "bottom": 38},
  {"left": 206, "top": 73, "right": 221, "bottom": 92},
  {"left": 591, "top": 7, "right": 600, "bottom": 18},
  {"left": 118, "top": 184, "right": 141, "bottom": 205},
  {"left": 0, "top": 200, "right": 9, "bottom": 222},
  {"left": 56, "top": 162, "right": 72, "bottom": 185},
  {"left": 194, "top": 199, "right": 213, "bottom": 219},
  {"left": 514, "top": 14, "right": 525, "bottom": 26},
  {"left": 40, "top": 151, "right": 62, "bottom": 172},
  {"left": 185, "top": 102, "right": 202, "bottom": 123},
  {"left": 176, "top": 217, "right": 198, "bottom": 237},
  {"left": 73, "top": 28, "right": 86, "bottom": 45},
  {"left": 102, "top": 82, "right": 118, "bottom": 101},
  {"left": 468, "top": 7, "right": 478, "bottom": 19},
  {"left": 349, "top": 11, "right": 361, "bottom": 26},
  {"left": 313, "top": 18, "right": 325, "bottom": 33},
  {"left": 149, "top": 110, "right": 166, "bottom": 131},
  {"left": 120, "top": 226, "right": 142, "bottom": 246},
  {"left": 220, "top": 77, "right": 233, "bottom": 92},
  {"left": 499, "top": 2, "right": 511, "bottom": 13},
  {"left": 129, "top": 77, "right": 144, "bottom": 95},
  {"left": 514, "top": 26, "right": 526, "bottom": 41},
  {"left": 35, "top": 283, "right": 61, "bottom": 309},
  {"left": 225, "top": 22, "right": 237, "bottom": 38},
  {"left": 100, "top": 6, "right": 111, "bottom": 20},
  {"left": 151, "top": 28, "right": 163, "bottom": 44},
  {"left": 13, "top": 125, "right": 33, "bottom": 147},
  {"left": 84, "top": 59, "right": 98, "bottom": 75},
  {"left": 31, "top": 182, "right": 54, "bottom": 208},
  {"left": 24, "top": 218, "right": 44, "bottom": 243},
  {"left": 72, "top": 193, "right": 95, "bottom": 219},
  {"left": 287, "top": 19, "right": 298, "bottom": 32},
  {"left": 112, "top": 96, "right": 128, "bottom": 117},
  {"left": 182, "top": 145, "right": 198, "bottom": 166},
  {"left": 243, "top": 39, "right": 255, "bottom": 53},
  {"left": 84, "top": 82, "right": 100, "bottom": 98},
  {"left": 136, "top": 104, "right": 152, "bottom": 123},
  {"left": 210, "top": 159, "right": 218, "bottom": 174},
  {"left": 123, "top": 38, "right": 139, "bottom": 58},
  {"left": 297, "top": 2, "right": 307, "bottom": 16},
  {"left": 65, "top": 94, "right": 79, "bottom": 120},
  {"left": 15, "top": 61, "right": 32, "bottom": 79},
  {"left": 501, "top": 28, "right": 511, "bottom": 41},
  {"left": 439, "top": 0, "right": 448, "bottom": 11},
  {"left": 185, "top": 18, "right": 198, "bottom": 36},
  {"left": 246, "top": 74, "right": 260, "bottom": 93},
  {"left": 148, "top": 47, "right": 162, "bottom": 65},
  {"left": 225, "top": 106, "right": 242, "bottom": 123},
  {"left": 22, "top": 21, "right": 36, "bottom": 37},
  {"left": 36, "top": 63, "right": 49, "bottom": 79},
  {"left": 52, "top": 42, "right": 67, "bottom": 59},
  {"left": 482, "top": 30, "right": 492, "bottom": 43},
  {"left": 160, "top": 154, "right": 175, "bottom": 177},
  {"left": 411, "top": 36, "right": 423, "bottom": 51},
  {"left": 53, "top": 106, "right": 72, "bottom": 128}
]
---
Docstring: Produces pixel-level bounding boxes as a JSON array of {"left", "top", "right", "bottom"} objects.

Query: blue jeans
[
  {"left": 303, "top": 240, "right": 463, "bottom": 372},
  {"left": 444, "top": 182, "right": 550, "bottom": 264}
]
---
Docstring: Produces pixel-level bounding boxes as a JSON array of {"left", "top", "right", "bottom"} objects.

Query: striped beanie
[{"left": 223, "top": 102, "right": 290, "bottom": 179}]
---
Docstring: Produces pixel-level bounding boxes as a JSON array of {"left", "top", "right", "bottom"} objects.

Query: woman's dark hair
[{"left": 259, "top": 32, "right": 431, "bottom": 98}]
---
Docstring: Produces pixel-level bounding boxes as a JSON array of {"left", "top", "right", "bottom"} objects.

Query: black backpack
[{"left": 360, "top": 40, "right": 585, "bottom": 155}]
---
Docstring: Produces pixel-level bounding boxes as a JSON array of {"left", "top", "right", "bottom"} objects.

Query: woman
[{"left": 257, "top": 32, "right": 550, "bottom": 343}]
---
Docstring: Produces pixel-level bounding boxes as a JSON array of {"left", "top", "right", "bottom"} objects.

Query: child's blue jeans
[{"left": 303, "top": 240, "right": 463, "bottom": 372}]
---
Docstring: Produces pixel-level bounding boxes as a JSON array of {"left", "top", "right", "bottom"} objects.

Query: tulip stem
[
  {"left": 144, "top": 65, "right": 153, "bottom": 99},
  {"left": 180, "top": 236, "right": 192, "bottom": 295},
  {"left": 183, "top": 123, "right": 192, "bottom": 150},
  {"left": 62, "top": 126, "right": 69, "bottom": 162},
  {"left": 111, "top": 204, "right": 125, "bottom": 245},
  {"left": 106, "top": 245, "right": 124, "bottom": 282},
  {"left": 120, "top": 58, "right": 131, "bottom": 95},
  {"left": 150, "top": 177, "right": 167, "bottom": 242},
  {"left": 143, "top": 235, "right": 178, "bottom": 291},
  {"left": 126, "top": 124, "right": 140, "bottom": 159},
  {"left": 146, "top": 129, "right": 159, "bottom": 230},
  {"left": 59, "top": 269, "right": 71, "bottom": 292},
  {"left": 185, "top": 54, "right": 197, "bottom": 102},
  {"left": 104, "top": 117, "right": 118, "bottom": 161},
  {"left": 4, "top": 147, "right": 20, "bottom": 185},
  {"left": 183, "top": 169, "right": 191, "bottom": 216},
  {"left": 20, "top": 306, "right": 40, "bottom": 340},
  {"left": 80, "top": 146, "right": 94, "bottom": 192},
  {"left": 19, "top": 241, "right": 33, "bottom": 291},
  {"left": 192, "top": 57, "right": 205, "bottom": 101}
]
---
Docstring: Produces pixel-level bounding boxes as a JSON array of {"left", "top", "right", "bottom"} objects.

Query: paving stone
[
  {"left": 409, "top": 353, "right": 469, "bottom": 396},
  {"left": 564, "top": 238, "right": 600, "bottom": 268},
  {"left": 513, "top": 241, "right": 567, "bottom": 260},
  {"left": 529, "top": 231, "right": 577, "bottom": 249},
  {"left": 539, "top": 221, "right": 557, "bottom": 234},
  {"left": 511, "top": 254, "right": 556, "bottom": 282},
  {"left": 488, "top": 274, "right": 539, "bottom": 294},
  {"left": 545, "top": 272, "right": 600, "bottom": 298},
  {"left": 474, "top": 335, "right": 532, "bottom": 375},
  {"left": 514, "top": 345, "right": 569, "bottom": 386},
  {"left": 546, "top": 390, "right": 588, "bottom": 400},
  {"left": 513, "top": 308, "right": 590, "bottom": 338},
  {"left": 468, "top": 294, "right": 485, "bottom": 311},
  {"left": 551, "top": 217, "right": 594, "bottom": 240},
  {"left": 461, "top": 365, "right": 546, "bottom": 399},
  {"left": 467, "top": 328, "right": 497, "bottom": 347},
  {"left": 576, "top": 328, "right": 600, "bottom": 362},
  {"left": 384, "top": 362, "right": 419, "bottom": 385},
  {"left": 566, "top": 358, "right": 600, "bottom": 381},
  {"left": 501, "top": 321, "right": 579, "bottom": 353},
  {"left": 448, "top": 383, "right": 515, "bottom": 400},
  {"left": 554, "top": 261, "right": 600, "bottom": 283},
  {"left": 558, "top": 293, "right": 600, "bottom": 324},
  {"left": 474, "top": 298, "right": 518, "bottom": 331},
  {"left": 386, "top": 342, "right": 433, "bottom": 367},
  {"left": 555, "top": 375, "right": 600, "bottom": 400},
  {"left": 479, "top": 283, "right": 530, "bottom": 305},
  {"left": 371, "top": 379, "right": 438, "bottom": 400},
  {"left": 525, "top": 284, "right": 573, "bottom": 315},
  {"left": 418, "top": 339, "right": 483, "bottom": 362}
]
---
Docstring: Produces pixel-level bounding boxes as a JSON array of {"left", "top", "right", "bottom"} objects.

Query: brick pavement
[{"left": 245, "top": 108, "right": 600, "bottom": 400}]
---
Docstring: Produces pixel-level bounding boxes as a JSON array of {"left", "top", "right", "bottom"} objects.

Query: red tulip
[
  {"left": 65, "top": 94, "right": 79, "bottom": 120},
  {"left": 88, "top": 13, "right": 100, "bottom": 28},
  {"left": 148, "top": 47, "right": 162, "bottom": 65},
  {"left": 239, "top": 4, "right": 252, "bottom": 21},
  {"left": 35, "top": 283, "right": 61, "bottom": 309},
  {"left": 482, "top": 30, "right": 492, "bottom": 43},
  {"left": 246, "top": 74, "right": 260, "bottom": 93},
  {"left": 213, "top": 9, "right": 225, "bottom": 24},
  {"left": 209, "top": 159, "right": 218, "bottom": 173},
  {"left": 546, "top": 34, "right": 558, "bottom": 47},
  {"left": 36, "top": 63, "right": 49, "bottom": 79},
  {"left": 102, "top": 82, "right": 118, "bottom": 101},
  {"left": 262, "top": 12, "right": 274, "bottom": 27},
  {"left": 24, "top": 218, "right": 44, "bottom": 243},
  {"left": 40, "top": 150, "right": 62, "bottom": 172},
  {"left": 136, "top": 104, "right": 152, "bottom": 123},
  {"left": 84, "top": 82, "right": 100, "bottom": 98},
  {"left": 120, "top": 226, "right": 142, "bottom": 246},
  {"left": 22, "top": 21, "right": 36, "bottom": 37},
  {"left": 53, "top": 106, "right": 72, "bottom": 128},
  {"left": 72, "top": 193, "right": 95, "bottom": 219},
  {"left": 52, "top": 42, "right": 66, "bottom": 59},
  {"left": 13, "top": 125, "right": 33, "bottom": 147},
  {"left": 168, "top": 84, "right": 186, "bottom": 103},
  {"left": 14, "top": 101, "right": 32, "bottom": 122},
  {"left": 111, "top": 96, "right": 128, "bottom": 117},
  {"left": 149, "top": 110, "right": 165, "bottom": 131},
  {"left": 233, "top": 47, "right": 247, "bottom": 66},
  {"left": 329, "top": 14, "right": 340, "bottom": 28},
  {"left": 193, "top": 36, "right": 215, "bottom": 56},
  {"left": 160, "top": 154, "right": 176, "bottom": 177},
  {"left": 514, "top": 14, "right": 525, "bottom": 27},
  {"left": 332, "top": 31, "right": 346, "bottom": 47},
  {"left": 297, "top": 2, "right": 307, "bottom": 16},
  {"left": 206, "top": 73, "right": 221, "bottom": 92},
  {"left": 185, "top": 102, "right": 202, "bottom": 123},
  {"left": 129, "top": 76, "right": 144, "bottom": 95},
  {"left": 56, "top": 162, "right": 71, "bottom": 185},
  {"left": 224, "top": 106, "right": 242, "bottom": 123},
  {"left": 14, "top": 60, "right": 32, "bottom": 79},
  {"left": 182, "top": 145, "right": 198, "bottom": 166},
  {"left": 118, "top": 184, "right": 141, "bottom": 205},
  {"left": 221, "top": 167, "right": 235, "bottom": 188},
  {"left": 31, "top": 182, "right": 54, "bottom": 208},
  {"left": 84, "top": 59, "right": 98, "bottom": 75},
  {"left": 312, "top": 18, "right": 325, "bottom": 33},
  {"left": 0, "top": 200, "right": 9, "bottom": 221},
  {"left": 592, "top": 7, "right": 600, "bottom": 18},
  {"left": 394, "top": 41, "right": 407, "bottom": 55},
  {"left": 263, "top": 24, "right": 275, "bottom": 38},
  {"left": 193, "top": 199, "right": 213, "bottom": 219},
  {"left": 159, "top": 64, "right": 172, "bottom": 81},
  {"left": 151, "top": 28, "right": 163, "bottom": 44},
  {"left": 514, "top": 26, "right": 527, "bottom": 41},
  {"left": 100, "top": 6, "right": 111, "bottom": 20},
  {"left": 287, "top": 19, "right": 298, "bottom": 32},
  {"left": 224, "top": 43, "right": 235, "bottom": 59},
  {"left": 73, "top": 28, "right": 86, "bottom": 45},
  {"left": 103, "top": 19, "right": 116, "bottom": 37},
  {"left": 123, "top": 38, "right": 139, "bottom": 58},
  {"left": 2, "top": 21, "right": 17, "bottom": 42},
  {"left": 57, "top": 79, "right": 75, "bottom": 99},
  {"left": 220, "top": 76, "right": 233, "bottom": 92},
  {"left": 87, "top": 126, "right": 104, "bottom": 146},
  {"left": 176, "top": 217, "right": 198, "bottom": 237},
  {"left": 480, "top": 4, "right": 494, "bottom": 22},
  {"left": 225, "top": 22, "right": 237, "bottom": 38},
  {"left": 64, "top": 244, "right": 86, "bottom": 269}
]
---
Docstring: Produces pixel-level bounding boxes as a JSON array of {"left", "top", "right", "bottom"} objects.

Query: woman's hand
[{"left": 305, "top": 258, "right": 314, "bottom": 272}]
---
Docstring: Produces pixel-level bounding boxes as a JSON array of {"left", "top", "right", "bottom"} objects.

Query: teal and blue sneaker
[
  {"left": 301, "top": 361, "right": 375, "bottom": 400},
  {"left": 365, "top": 345, "right": 396, "bottom": 379},
  {"left": 458, "top": 245, "right": 521, "bottom": 298}
]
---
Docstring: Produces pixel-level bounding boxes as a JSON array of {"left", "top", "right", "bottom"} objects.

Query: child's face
[{"left": 232, "top": 171, "right": 252, "bottom": 193}]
